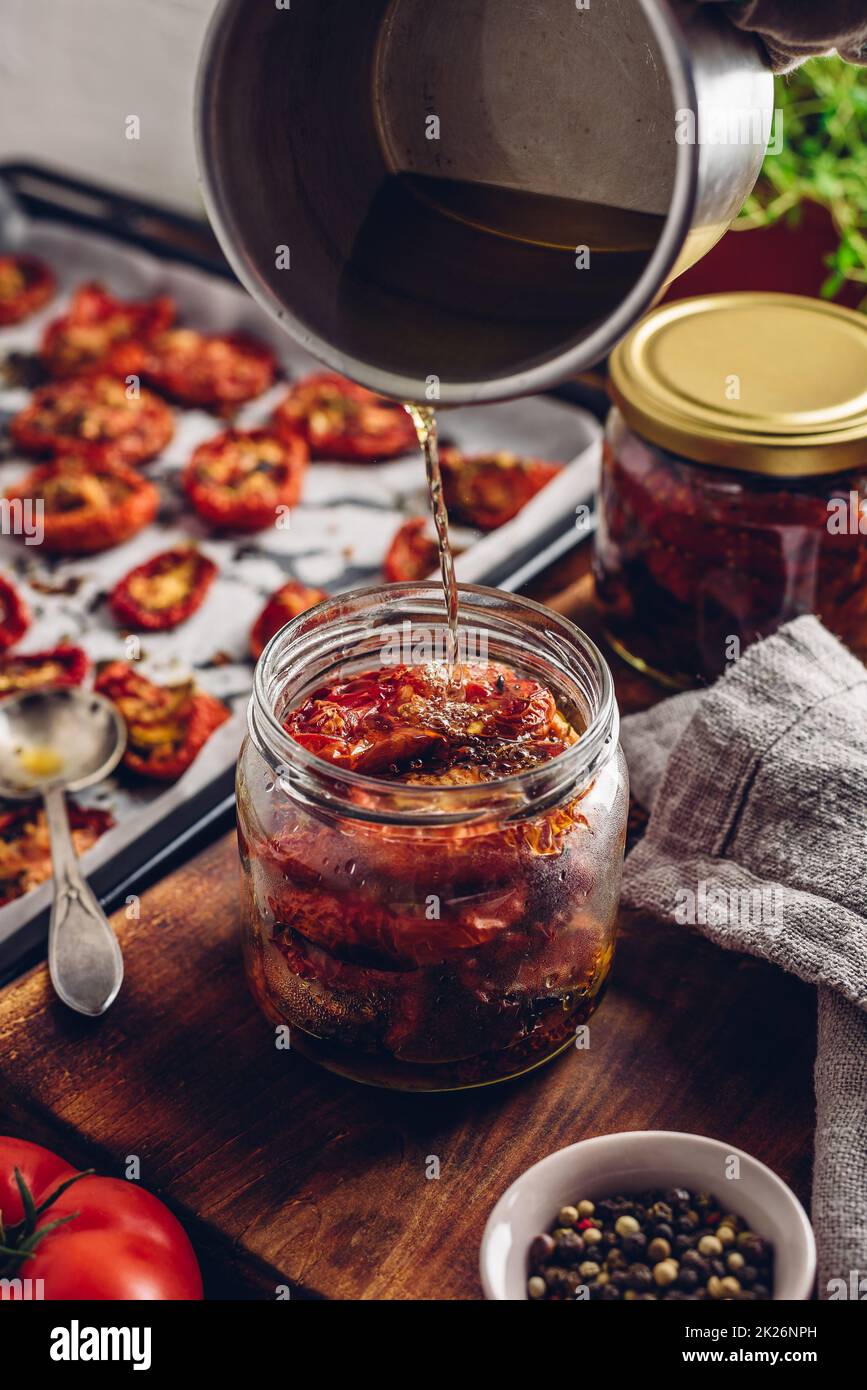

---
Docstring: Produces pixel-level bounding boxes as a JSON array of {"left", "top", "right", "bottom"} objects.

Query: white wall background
[{"left": 0, "top": 0, "right": 218, "bottom": 215}]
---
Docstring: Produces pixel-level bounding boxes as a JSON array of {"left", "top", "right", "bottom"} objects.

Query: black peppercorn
[
  {"left": 524, "top": 1186, "right": 774, "bottom": 1302},
  {"left": 622, "top": 1232, "right": 647, "bottom": 1258},
  {"left": 681, "top": 1249, "right": 705, "bottom": 1271},
  {"left": 529, "top": 1233, "right": 556, "bottom": 1268},
  {"left": 555, "top": 1229, "right": 584, "bottom": 1265}
]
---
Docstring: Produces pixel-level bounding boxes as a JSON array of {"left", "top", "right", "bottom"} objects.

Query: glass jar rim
[{"left": 248, "top": 583, "right": 620, "bottom": 827}]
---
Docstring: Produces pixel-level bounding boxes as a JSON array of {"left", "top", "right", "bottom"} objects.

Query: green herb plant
[{"left": 737, "top": 58, "right": 867, "bottom": 307}]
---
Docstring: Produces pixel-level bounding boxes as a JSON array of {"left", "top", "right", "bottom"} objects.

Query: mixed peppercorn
[{"left": 527, "top": 1188, "right": 775, "bottom": 1301}]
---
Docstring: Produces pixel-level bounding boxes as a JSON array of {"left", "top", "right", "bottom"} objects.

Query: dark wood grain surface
[{"left": 0, "top": 547, "right": 818, "bottom": 1300}]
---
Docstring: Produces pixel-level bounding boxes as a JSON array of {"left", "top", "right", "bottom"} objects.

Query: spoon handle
[{"left": 44, "top": 784, "right": 124, "bottom": 1016}]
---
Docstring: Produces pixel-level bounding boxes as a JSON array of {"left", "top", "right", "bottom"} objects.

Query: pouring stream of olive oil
[
  {"left": 369, "top": 176, "right": 665, "bottom": 697},
  {"left": 404, "top": 403, "right": 462, "bottom": 690}
]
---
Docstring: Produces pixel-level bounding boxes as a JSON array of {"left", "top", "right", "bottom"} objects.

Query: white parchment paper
[{"left": 0, "top": 215, "right": 602, "bottom": 966}]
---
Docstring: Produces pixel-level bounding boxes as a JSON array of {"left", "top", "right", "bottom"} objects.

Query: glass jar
[
  {"left": 237, "top": 584, "right": 628, "bottom": 1092},
  {"left": 594, "top": 294, "right": 867, "bottom": 687}
]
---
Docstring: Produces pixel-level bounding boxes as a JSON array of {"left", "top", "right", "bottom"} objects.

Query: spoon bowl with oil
[{"left": 0, "top": 687, "right": 127, "bottom": 1017}]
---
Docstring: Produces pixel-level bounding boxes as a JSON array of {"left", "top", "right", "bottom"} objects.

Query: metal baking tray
[{"left": 0, "top": 163, "right": 603, "bottom": 980}]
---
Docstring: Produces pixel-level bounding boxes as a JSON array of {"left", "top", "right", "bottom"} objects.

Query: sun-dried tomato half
[
  {"left": 0, "top": 575, "right": 31, "bottom": 653},
  {"left": 183, "top": 429, "right": 307, "bottom": 533},
  {"left": 39, "top": 281, "right": 175, "bottom": 379},
  {"left": 272, "top": 372, "right": 416, "bottom": 461},
  {"left": 135, "top": 329, "right": 277, "bottom": 409},
  {"left": 0, "top": 801, "right": 113, "bottom": 907},
  {"left": 110, "top": 547, "right": 217, "bottom": 632},
  {"left": 384, "top": 518, "right": 439, "bottom": 583},
  {"left": 250, "top": 580, "right": 328, "bottom": 660},
  {"left": 10, "top": 374, "right": 174, "bottom": 467},
  {"left": 0, "top": 255, "right": 56, "bottom": 327},
  {"left": 271, "top": 878, "right": 528, "bottom": 968},
  {"left": 0, "top": 645, "right": 89, "bottom": 698},
  {"left": 95, "top": 660, "right": 230, "bottom": 781},
  {"left": 440, "top": 449, "right": 562, "bottom": 531},
  {"left": 5, "top": 455, "right": 159, "bottom": 554},
  {"left": 284, "top": 661, "right": 575, "bottom": 780}
]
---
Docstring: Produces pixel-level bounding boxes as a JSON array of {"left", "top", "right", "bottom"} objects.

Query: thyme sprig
[{"left": 737, "top": 58, "right": 867, "bottom": 308}]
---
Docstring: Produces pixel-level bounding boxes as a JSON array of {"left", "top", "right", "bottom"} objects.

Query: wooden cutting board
[{"left": 0, "top": 552, "right": 818, "bottom": 1299}]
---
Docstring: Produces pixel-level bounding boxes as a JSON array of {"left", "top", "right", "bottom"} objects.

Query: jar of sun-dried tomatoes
[
  {"left": 237, "top": 585, "right": 628, "bottom": 1091},
  {"left": 595, "top": 294, "right": 867, "bottom": 687}
]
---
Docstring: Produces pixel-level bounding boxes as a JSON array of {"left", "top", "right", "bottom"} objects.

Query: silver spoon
[{"left": 0, "top": 686, "right": 127, "bottom": 1017}]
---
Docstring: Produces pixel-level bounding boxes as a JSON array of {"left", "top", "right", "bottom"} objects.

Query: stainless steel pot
[{"left": 195, "top": 0, "right": 773, "bottom": 405}]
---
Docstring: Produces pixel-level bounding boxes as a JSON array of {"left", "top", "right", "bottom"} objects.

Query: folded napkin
[{"left": 620, "top": 616, "right": 867, "bottom": 1298}]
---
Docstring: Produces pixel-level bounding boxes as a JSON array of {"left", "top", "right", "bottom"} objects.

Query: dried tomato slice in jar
[
  {"left": 136, "top": 329, "right": 277, "bottom": 409},
  {"left": 384, "top": 518, "right": 439, "bottom": 583},
  {"left": 0, "top": 254, "right": 56, "bottom": 327},
  {"left": 0, "top": 646, "right": 89, "bottom": 698},
  {"left": 10, "top": 375, "right": 174, "bottom": 467},
  {"left": 272, "top": 372, "right": 416, "bottom": 460},
  {"left": 95, "top": 661, "right": 230, "bottom": 781},
  {"left": 0, "top": 802, "right": 113, "bottom": 907},
  {"left": 5, "top": 455, "right": 159, "bottom": 554},
  {"left": 40, "top": 281, "right": 175, "bottom": 378},
  {"left": 250, "top": 580, "right": 328, "bottom": 661},
  {"left": 284, "top": 661, "right": 574, "bottom": 779},
  {"left": 110, "top": 547, "right": 217, "bottom": 632},
  {"left": 0, "top": 576, "right": 31, "bottom": 652},
  {"left": 183, "top": 429, "right": 307, "bottom": 532},
  {"left": 440, "top": 449, "right": 562, "bottom": 530}
]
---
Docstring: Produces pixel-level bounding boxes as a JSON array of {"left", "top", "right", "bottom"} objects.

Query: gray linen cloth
[{"left": 620, "top": 616, "right": 867, "bottom": 1298}]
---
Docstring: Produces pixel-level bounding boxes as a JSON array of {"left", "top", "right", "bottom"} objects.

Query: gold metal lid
[{"left": 609, "top": 293, "right": 867, "bottom": 476}]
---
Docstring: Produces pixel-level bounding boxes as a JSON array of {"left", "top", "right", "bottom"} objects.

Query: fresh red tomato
[
  {"left": 0, "top": 1135, "right": 202, "bottom": 1300},
  {"left": 272, "top": 372, "right": 416, "bottom": 461}
]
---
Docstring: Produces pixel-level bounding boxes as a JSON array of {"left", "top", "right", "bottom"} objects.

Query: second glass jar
[{"left": 595, "top": 293, "right": 867, "bottom": 687}]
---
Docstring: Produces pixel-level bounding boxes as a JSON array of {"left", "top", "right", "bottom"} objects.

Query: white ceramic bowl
[{"left": 480, "top": 1131, "right": 816, "bottom": 1300}]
